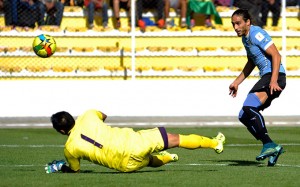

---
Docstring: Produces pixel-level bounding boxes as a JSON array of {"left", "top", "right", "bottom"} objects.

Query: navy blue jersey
[{"left": 242, "top": 25, "right": 285, "bottom": 77}]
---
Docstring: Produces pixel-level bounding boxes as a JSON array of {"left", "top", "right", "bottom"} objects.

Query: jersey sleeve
[
  {"left": 252, "top": 29, "right": 273, "bottom": 51},
  {"left": 95, "top": 110, "right": 105, "bottom": 121},
  {"left": 64, "top": 148, "right": 80, "bottom": 172},
  {"left": 85, "top": 109, "right": 105, "bottom": 121}
]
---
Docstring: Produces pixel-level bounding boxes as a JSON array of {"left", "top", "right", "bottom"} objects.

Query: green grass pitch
[{"left": 0, "top": 126, "right": 300, "bottom": 187}]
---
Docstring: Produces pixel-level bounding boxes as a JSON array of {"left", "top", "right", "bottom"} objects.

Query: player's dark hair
[
  {"left": 232, "top": 9, "right": 252, "bottom": 24},
  {"left": 51, "top": 111, "right": 75, "bottom": 135}
]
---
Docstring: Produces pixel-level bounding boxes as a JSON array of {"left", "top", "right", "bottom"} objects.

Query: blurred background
[{"left": 0, "top": 0, "right": 299, "bottom": 118}]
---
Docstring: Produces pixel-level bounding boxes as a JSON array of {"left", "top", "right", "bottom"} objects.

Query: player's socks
[
  {"left": 239, "top": 93, "right": 274, "bottom": 144},
  {"left": 243, "top": 106, "right": 273, "bottom": 143},
  {"left": 179, "top": 134, "right": 218, "bottom": 149},
  {"left": 149, "top": 154, "right": 174, "bottom": 167}
]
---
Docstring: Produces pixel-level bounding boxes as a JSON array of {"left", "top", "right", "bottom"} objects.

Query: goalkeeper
[{"left": 45, "top": 109, "right": 225, "bottom": 173}]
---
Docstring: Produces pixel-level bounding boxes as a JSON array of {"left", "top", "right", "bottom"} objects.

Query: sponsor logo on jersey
[{"left": 255, "top": 32, "right": 265, "bottom": 42}]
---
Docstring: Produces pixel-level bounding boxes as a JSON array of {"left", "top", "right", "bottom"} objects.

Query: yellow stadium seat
[
  {"left": 64, "top": 6, "right": 83, "bottom": 13},
  {"left": 178, "top": 66, "right": 200, "bottom": 72},
  {"left": 65, "top": 27, "right": 87, "bottom": 32},
  {"left": 52, "top": 66, "right": 75, "bottom": 72},
  {"left": 19, "top": 46, "right": 33, "bottom": 52},
  {"left": 104, "top": 66, "right": 125, "bottom": 72},
  {"left": 152, "top": 66, "right": 174, "bottom": 71},
  {"left": 39, "top": 26, "right": 62, "bottom": 32},
  {"left": 0, "top": 47, "right": 18, "bottom": 53},
  {"left": 97, "top": 46, "right": 119, "bottom": 52},
  {"left": 72, "top": 47, "right": 94, "bottom": 52},
  {"left": 196, "top": 47, "right": 217, "bottom": 51},
  {"left": 203, "top": 66, "right": 225, "bottom": 72},
  {"left": 26, "top": 66, "right": 50, "bottom": 73},
  {"left": 77, "top": 66, "right": 101, "bottom": 72},
  {"left": 0, "top": 26, "right": 13, "bottom": 32},
  {"left": 172, "top": 47, "right": 194, "bottom": 52},
  {"left": 147, "top": 47, "right": 169, "bottom": 52},
  {"left": 0, "top": 65, "right": 23, "bottom": 73}
]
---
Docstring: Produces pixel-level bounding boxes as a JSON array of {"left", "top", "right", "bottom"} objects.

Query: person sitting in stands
[
  {"left": 84, "top": 0, "right": 109, "bottom": 29},
  {"left": 136, "top": 0, "right": 165, "bottom": 32},
  {"left": 109, "top": 0, "right": 131, "bottom": 29},
  {"left": 4, "top": 0, "right": 44, "bottom": 29},
  {"left": 59, "top": 0, "right": 84, "bottom": 6},
  {"left": 164, "top": 0, "right": 187, "bottom": 28},
  {"left": 41, "top": 0, "right": 64, "bottom": 27}
]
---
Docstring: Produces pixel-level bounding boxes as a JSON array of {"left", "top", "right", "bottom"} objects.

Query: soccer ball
[{"left": 32, "top": 34, "right": 56, "bottom": 58}]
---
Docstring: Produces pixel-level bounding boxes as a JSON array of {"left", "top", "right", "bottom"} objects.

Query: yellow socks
[
  {"left": 149, "top": 155, "right": 173, "bottom": 167},
  {"left": 179, "top": 134, "right": 218, "bottom": 149}
]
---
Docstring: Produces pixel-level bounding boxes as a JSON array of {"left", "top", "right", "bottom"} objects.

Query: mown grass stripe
[
  {"left": 1, "top": 163, "right": 300, "bottom": 168},
  {"left": 1, "top": 143, "right": 300, "bottom": 148}
]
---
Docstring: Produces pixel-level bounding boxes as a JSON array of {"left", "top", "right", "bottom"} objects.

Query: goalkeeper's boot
[
  {"left": 213, "top": 132, "right": 226, "bottom": 154},
  {"left": 256, "top": 142, "right": 279, "bottom": 161},
  {"left": 267, "top": 145, "right": 284, "bottom": 166},
  {"left": 158, "top": 151, "right": 179, "bottom": 162}
]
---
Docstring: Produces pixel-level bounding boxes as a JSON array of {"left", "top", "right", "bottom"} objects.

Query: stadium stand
[{"left": 0, "top": 3, "right": 299, "bottom": 79}]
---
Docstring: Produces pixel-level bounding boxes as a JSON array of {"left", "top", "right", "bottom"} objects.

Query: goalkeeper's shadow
[
  {"left": 80, "top": 169, "right": 166, "bottom": 174},
  {"left": 214, "top": 159, "right": 261, "bottom": 166}
]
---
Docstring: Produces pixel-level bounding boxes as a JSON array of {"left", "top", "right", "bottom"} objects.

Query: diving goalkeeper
[{"left": 45, "top": 109, "right": 225, "bottom": 173}]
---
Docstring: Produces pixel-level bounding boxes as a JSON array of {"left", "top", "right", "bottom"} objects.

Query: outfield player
[
  {"left": 45, "top": 109, "right": 225, "bottom": 173},
  {"left": 229, "top": 9, "right": 286, "bottom": 166}
]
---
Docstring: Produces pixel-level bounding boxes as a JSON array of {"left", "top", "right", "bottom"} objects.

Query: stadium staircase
[{"left": 0, "top": 6, "right": 299, "bottom": 79}]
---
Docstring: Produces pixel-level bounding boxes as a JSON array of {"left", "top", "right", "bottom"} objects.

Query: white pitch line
[
  {"left": 0, "top": 145, "right": 64, "bottom": 148},
  {"left": 226, "top": 143, "right": 300, "bottom": 146},
  {"left": 167, "top": 163, "right": 300, "bottom": 168}
]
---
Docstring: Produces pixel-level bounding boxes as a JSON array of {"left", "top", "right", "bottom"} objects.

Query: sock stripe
[{"left": 250, "top": 108, "right": 265, "bottom": 128}]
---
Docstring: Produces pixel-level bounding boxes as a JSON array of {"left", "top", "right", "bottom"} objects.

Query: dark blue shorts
[{"left": 249, "top": 73, "right": 286, "bottom": 110}]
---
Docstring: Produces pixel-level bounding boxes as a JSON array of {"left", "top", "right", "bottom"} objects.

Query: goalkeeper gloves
[{"left": 45, "top": 160, "right": 66, "bottom": 174}]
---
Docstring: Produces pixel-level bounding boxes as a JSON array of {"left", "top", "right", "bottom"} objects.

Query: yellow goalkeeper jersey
[{"left": 64, "top": 109, "right": 138, "bottom": 172}]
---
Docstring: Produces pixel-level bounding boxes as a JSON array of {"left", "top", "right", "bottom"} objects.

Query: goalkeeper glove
[{"left": 45, "top": 160, "right": 66, "bottom": 174}]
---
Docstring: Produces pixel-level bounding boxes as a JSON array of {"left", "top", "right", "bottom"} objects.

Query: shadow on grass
[
  {"left": 80, "top": 169, "right": 166, "bottom": 174},
  {"left": 216, "top": 159, "right": 262, "bottom": 166}
]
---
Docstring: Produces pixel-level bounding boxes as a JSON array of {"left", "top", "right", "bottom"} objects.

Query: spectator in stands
[
  {"left": 60, "top": 0, "right": 84, "bottom": 6},
  {"left": 84, "top": 0, "right": 109, "bottom": 29},
  {"left": 233, "top": 0, "right": 263, "bottom": 27},
  {"left": 4, "top": 0, "right": 44, "bottom": 29},
  {"left": 187, "top": 0, "right": 222, "bottom": 28},
  {"left": 0, "top": 0, "right": 3, "bottom": 13},
  {"left": 3, "top": 0, "right": 10, "bottom": 25},
  {"left": 110, "top": 0, "right": 131, "bottom": 29},
  {"left": 214, "top": 0, "right": 231, "bottom": 7},
  {"left": 41, "top": 0, "right": 64, "bottom": 27},
  {"left": 164, "top": 0, "right": 187, "bottom": 28},
  {"left": 286, "top": 0, "right": 300, "bottom": 20},
  {"left": 261, "top": 0, "right": 281, "bottom": 27},
  {"left": 298, "top": 0, "right": 300, "bottom": 21},
  {"left": 136, "top": 0, "right": 165, "bottom": 32}
]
